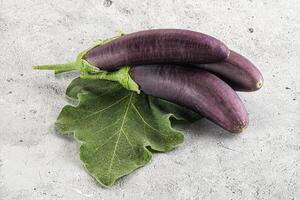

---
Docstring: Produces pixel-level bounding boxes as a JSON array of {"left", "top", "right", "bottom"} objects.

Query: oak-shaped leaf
[{"left": 55, "top": 78, "right": 188, "bottom": 186}]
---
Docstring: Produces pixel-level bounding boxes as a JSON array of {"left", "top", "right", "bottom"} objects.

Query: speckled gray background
[{"left": 0, "top": 0, "right": 299, "bottom": 199}]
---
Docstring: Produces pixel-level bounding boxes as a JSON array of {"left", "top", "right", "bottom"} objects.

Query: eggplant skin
[
  {"left": 194, "top": 50, "right": 264, "bottom": 91},
  {"left": 130, "top": 65, "right": 249, "bottom": 133},
  {"left": 85, "top": 29, "right": 229, "bottom": 70}
]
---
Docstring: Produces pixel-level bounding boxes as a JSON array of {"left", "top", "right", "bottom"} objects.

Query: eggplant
[
  {"left": 130, "top": 65, "right": 249, "bottom": 133},
  {"left": 193, "top": 50, "right": 263, "bottom": 91},
  {"left": 85, "top": 29, "right": 229, "bottom": 70},
  {"left": 33, "top": 29, "right": 229, "bottom": 74}
]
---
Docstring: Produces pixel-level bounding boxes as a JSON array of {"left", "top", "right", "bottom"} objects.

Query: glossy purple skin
[
  {"left": 130, "top": 65, "right": 249, "bottom": 133},
  {"left": 194, "top": 50, "right": 264, "bottom": 91},
  {"left": 85, "top": 29, "right": 229, "bottom": 70}
]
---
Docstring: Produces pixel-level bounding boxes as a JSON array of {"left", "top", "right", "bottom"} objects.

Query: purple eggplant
[
  {"left": 193, "top": 50, "right": 263, "bottom": 91},
  {"left": 33, "top": 29, "right": 229, "bottom": 74},
  {"left": 85, "top": 29, "right": 229, "bottom": 70},
  {"left": 130, "top": 65, "right": 249, "bottom": 133}
]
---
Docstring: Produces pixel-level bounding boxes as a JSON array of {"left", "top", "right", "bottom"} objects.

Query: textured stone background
[{"left": 0, "top": 0, "right": 299, "bottom": 199}]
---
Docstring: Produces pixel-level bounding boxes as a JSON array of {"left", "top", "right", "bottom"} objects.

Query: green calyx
[
  {"left": 80, "top": 66, "right": 140, "bottom": 94},
  {"left": 32, "top": 32, "right": 140, "bottom": 93}
]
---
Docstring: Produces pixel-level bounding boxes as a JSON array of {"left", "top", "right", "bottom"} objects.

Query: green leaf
[{"left": 55, "top": 78, "right": 185, "bottom": 186}]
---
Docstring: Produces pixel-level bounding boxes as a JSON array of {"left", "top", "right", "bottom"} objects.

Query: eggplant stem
[{"left": 32, "top": 62, "right": 79, "bottom": 74}]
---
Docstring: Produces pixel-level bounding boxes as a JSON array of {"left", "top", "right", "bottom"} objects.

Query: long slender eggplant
[
  {"left": 193, "top": 50, "right": 263, "bottom": 91},
  {"left": 85, "top": 29, "right": 229, "bottom": 70},
  {"left": 33, "top": 29, "right": 229, "bottom": 73},
  {"left": 130, "top": 65, "right": 249, "bottom": 133}
]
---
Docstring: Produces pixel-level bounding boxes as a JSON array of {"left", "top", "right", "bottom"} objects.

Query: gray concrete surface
[{"left": 0, "top": 0, "right": 299, "bottom": 199}]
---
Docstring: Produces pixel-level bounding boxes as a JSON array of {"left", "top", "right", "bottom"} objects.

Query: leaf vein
[
  {"left": 107, "top": 93, "right": 134, "bottom": 175},
  {"left": 131, "top": 104, "right": 163, "bottom": 135},
  {"left": 94, "top": 130, "right": 120, "bottom": 153},
  {"left": 67, "top": 93, "right": 130, "bottom": 125},
  {"left": 121, "top": 129, "right": 134, "bottom": 150},
  {"left": 92, "top": 118, "right": 121, "bottom": 135}
]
